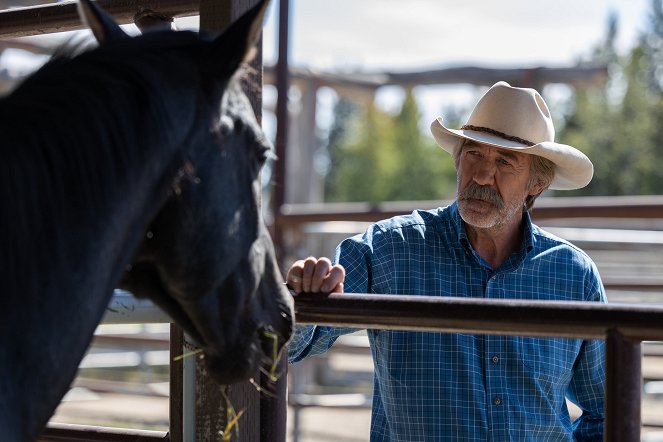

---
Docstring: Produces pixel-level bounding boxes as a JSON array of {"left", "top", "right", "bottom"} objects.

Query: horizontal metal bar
[
  {"left": 0, "top": 0, "right": 199, "bottom": 38},
  {"left": 263, "top": 64, "right": 608, "bottom": 91},
  {"left": 278, "top": 195, "right": 663, "bottom": 227},
  {"left": 41, "top": 423, "right": 168, "bottom": 441},
  {"left": 92, "top": 333, "right": 169, "bottom": 348},
  {"left": 294, "top": 293, "right": 663, "bottom": 341},
  {"left": 602, "top": 280, "right": 663, "bottom": 291},
  {"left": 103, "top": 290, "right": 170, "bottom": 324}
]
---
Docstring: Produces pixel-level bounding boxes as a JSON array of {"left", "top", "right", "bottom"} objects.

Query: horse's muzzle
[{"left": 203, "top": 282, "right": 293, "bottom": 385}]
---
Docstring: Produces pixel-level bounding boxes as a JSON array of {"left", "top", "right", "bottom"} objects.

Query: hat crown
[
  {"left": 466, "top": 81, "right": 555, "bottom": 145},
  {"left": 429, "top": 81, "right": 594, "bottom": 190}
]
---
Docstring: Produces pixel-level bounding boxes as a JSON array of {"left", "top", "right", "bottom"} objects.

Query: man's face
[{"left": 456, "top": 141, "right": 541, "bottom": 231}]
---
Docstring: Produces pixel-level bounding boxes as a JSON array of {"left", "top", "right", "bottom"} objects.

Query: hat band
[{"left": 461, "top": 124, "right": 535, "bottom": 147}]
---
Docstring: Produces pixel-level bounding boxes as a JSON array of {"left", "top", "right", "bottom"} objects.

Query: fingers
[
  {"left": 323, "top": 265, "right": 345, "bottom": 293},
  {"left": 285, "top": 260, "right": 306, "bottom": 293},
  {"left": 308, "top": 257, "right": 331, "bottom": 292},
  {"left": 286, "top": 257, "right": 345, "bottom": 294},
  {"left": 286, "top": 258, "right": 313, "bottom": 293},
  {"left": 302, "top": 257, "right": 318, "bottom": 292}
]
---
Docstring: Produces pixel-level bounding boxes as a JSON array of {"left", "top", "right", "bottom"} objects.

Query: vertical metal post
[
  {"left": 261, "top": 1, "right": 290, "bottom": 441},
  {"left": 605, "top": 329, "right": 642, "bottom": 442},
  {"left": 169, "top": 324, "right": 184, "bottom": 442},
  {"left": 168, "top": 324, "right": 205, "bottom": 441},
  {"left": 292, "top": 405, "right": 300, "bottom": 442},
  {"left": 271, "top": 0, "right": 290, "bottom": 243},
  {"left": 260, "top": 351, "right": 289, "bottom": 442},
  {"left": 183, "top": 334, "right": 197, "bottom": 441}
]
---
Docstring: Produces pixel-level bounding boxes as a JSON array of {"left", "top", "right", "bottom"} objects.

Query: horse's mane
[{"left": 0, "top": 31, "right": 222, "bottom": 286}]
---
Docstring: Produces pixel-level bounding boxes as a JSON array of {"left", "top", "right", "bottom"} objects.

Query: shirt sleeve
[
  {"left": 288, "top": 231, "right": 374, "bottom": 364},
  {"left": 568, "top": 263, "right": 607, "bottom": 441},
  {"left": 288, "top": 324, "right": 360, "bottom": 363},
  {"left": 568, "top": 338, "right": 606, "bottom": 441}
]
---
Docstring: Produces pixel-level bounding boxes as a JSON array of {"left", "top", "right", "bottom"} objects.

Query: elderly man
[{"left": 287, "top": 81, "right": 606, "bottom": 441}]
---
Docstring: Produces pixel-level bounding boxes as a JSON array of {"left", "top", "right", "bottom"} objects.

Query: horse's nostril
[
  {"left": 281, "top": 308, "right": 293, "bottom": 326},
  {"left": 279, "top": 315, "right": 294, "bottom": 343}
]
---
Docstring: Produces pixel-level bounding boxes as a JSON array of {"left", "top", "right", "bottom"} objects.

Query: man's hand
[{"left": 286, "top": 257, "right": 345, "bottom": 294}]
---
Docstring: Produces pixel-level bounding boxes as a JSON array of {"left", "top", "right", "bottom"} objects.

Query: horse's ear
[
  {"left": 78, "top": 0, "right": 128, "bottom": 44},
  {"left": 205, "top": 0, "right": 270, "bottom": 77}
]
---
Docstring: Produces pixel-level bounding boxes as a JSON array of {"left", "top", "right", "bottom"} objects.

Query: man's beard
[{"left": 457, "top": 183, "right": 523, "bottom": 230}]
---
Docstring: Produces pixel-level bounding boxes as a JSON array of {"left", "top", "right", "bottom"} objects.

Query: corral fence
[
  {"left": 293, "top": 294, "right": 662, "bottom": 442},
  {"left": 38, "top": 195, "right": 663, "bottom": 442},
  {"left": 42, "top": 283, "right": 663, "bottom": 442},
  {"left": 281, "top": 195, "right": 663, "bottom": 442}
]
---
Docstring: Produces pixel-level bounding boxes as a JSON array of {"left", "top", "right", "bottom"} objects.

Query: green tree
[
  {"left": 641, "top": 0, "right": 663, "bottom": 191},
  {"left": 558, "top": 1, "right": 663, "bottom": 196},
  {"left": 325, "top": 101, "right": 394, "bottom": 202},
  {"left": 383, "top": 88, "right": 457, "bottom": 201},
  {"left": 323, "top": 89, "right": 457, "bottom": 203},
  {"left": 323, "top": 97, "right": 359, "bottom": 201}
]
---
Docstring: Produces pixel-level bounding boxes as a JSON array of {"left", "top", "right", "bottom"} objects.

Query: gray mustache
[{"left": 458, "top": 184, "right": 504, "bottom": 210}]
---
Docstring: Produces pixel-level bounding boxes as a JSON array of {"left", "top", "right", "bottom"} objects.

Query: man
[{"left": 287, "top": 81, "right": 606, "bottom": 441}]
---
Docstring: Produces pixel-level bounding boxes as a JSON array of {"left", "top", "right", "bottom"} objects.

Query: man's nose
[{"left": 472, "top": 160, "right": 496, "bottom": 186}]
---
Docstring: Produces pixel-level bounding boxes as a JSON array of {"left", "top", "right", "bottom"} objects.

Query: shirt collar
[
  {"left": 450, "top": 201, "right": 535, "bottom": 258},
  {"left": 450, "top": 202, "right": 471, "bottom": 252}
]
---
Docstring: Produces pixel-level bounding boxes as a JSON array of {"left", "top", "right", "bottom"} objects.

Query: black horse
[{"left": 0, "top": 0, "right": 293, "bottom": 440}]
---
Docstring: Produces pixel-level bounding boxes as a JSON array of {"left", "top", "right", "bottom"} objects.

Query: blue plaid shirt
[{"left": 289, "top": 202, "right": 606, "bottom": 441}]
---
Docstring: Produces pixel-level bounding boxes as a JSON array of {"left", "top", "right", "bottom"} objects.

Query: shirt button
[
  {"left": 493, "top": 398, "right": 502, "bottom": 406},
  {"left": 492, "top": 355, "right": 500, "bottom": 364},
  {"left": 490, "top": 275, "right": 498, "bottom": 280}
]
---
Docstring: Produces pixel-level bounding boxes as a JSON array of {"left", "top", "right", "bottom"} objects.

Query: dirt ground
[{"left": 51, "top": 383, "right": 663, "bottom": 442}]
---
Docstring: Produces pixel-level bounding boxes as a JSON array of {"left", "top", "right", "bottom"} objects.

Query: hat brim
[{"left": 430, "top": 116, "right": 593, "bottom": 190}]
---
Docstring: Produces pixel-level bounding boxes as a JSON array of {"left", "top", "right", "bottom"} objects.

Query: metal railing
[
  {"left": 294, "top": 292, "right": 663, "bottom": 442},
  {"left": 278, "top": 195, "right": 663, "bottom": 227},
  {"left": 41, "top": 197, "right": 663, "bottom": 441},
  {"left": 0, "top": 0, "right": 199, "bottom": 38},
  {"left": 41, "top": 287, "right": 663, "bottom": 441},
  {"left": 278, "top": 196, "right": 663, "bottom": 442},
  {"left": 40, "top": 293, "right": 176, "bottom": 442}
]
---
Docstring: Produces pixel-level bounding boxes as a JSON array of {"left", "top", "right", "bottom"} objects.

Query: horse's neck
[
  {"left": 0, "top": 114, "right": 181, "bottom": 440},
  {"left": 4, "top": 90, "right": 182, "bottom": 283}
]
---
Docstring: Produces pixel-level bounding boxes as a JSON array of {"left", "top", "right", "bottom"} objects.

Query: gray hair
[{"left": 524, "top": 154, "right": 555, "bottom": 211}]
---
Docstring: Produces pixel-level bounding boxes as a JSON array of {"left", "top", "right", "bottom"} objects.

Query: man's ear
[{"left": 527, "top": 180, "right": 547, "bottom": 197}]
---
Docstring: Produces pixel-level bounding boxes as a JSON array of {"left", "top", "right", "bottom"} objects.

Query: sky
[
  {"left": 258, "top": 0, "right": 653, "bottom": 125},
  {"left": 1, "top": 0, "right": 654, "bottom": 124},
  {"left": 2, "top": 1, "right": 652, "bottom": 79},
  {"left": 263, "top": 0, "right": 651, "bottom": 70}
]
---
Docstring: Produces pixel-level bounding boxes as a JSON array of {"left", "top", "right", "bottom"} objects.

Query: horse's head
[{"left": 79, "top": 0, "right": 294, "bottom": 384}]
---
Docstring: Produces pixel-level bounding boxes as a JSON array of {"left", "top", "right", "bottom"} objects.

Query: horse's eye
[
  {"left": 255, "top": 144, "right": 270, "bottom": 165},
  {"left": 254, "top": 135, "right": 274, "bottom": 169}
]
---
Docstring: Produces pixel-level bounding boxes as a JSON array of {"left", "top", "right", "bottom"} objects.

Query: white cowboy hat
[{"left": 430, "top": 81, "right": 593, "bottom": 190}]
